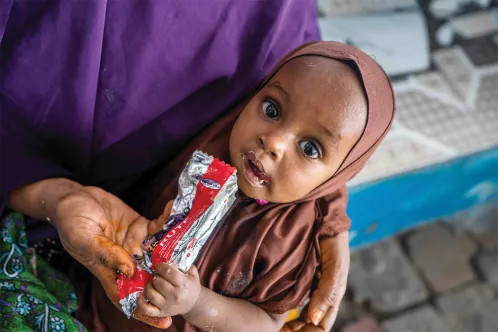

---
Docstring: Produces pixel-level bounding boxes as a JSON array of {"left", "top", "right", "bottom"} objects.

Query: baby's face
[{"left": 229, "top": 56, "right": 367, "bottom": 203}]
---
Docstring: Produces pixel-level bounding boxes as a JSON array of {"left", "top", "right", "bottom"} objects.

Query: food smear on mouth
[{"left": 242, "top": 151, "right": 270, "bottom": 187}]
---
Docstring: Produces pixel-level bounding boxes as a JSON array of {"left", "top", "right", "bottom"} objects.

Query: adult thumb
[{"left": 148, "top": 200, "right": 174, "bottom": 235}]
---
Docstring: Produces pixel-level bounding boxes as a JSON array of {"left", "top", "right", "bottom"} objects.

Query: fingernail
[
  {"left": 311, "top": 309, "right": 324, "bottom": 325},
  {"left": 119, "top": 265, "right": 131, "bottom": 278}
]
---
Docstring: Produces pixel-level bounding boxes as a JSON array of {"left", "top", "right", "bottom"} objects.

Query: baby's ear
[{"left": 147, "top": 200, "right": 173, "bottom": 236}]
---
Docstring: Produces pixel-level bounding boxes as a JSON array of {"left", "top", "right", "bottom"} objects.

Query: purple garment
[{"left": 0, "top": 1, "right": 319, "bottom": 242}]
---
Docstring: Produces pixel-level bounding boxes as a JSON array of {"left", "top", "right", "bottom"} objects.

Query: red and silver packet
[{"left": 117, "top": 150, "right": 238, "bottom": 319}]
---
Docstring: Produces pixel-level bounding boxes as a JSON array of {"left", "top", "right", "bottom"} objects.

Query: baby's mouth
[{"left": 241, "top": 151, "right": 270, "bottom": 188}]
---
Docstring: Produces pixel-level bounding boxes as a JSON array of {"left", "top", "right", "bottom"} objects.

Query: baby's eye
[
  {"left": 262, "top": 100, "right": 279, "bottom": 120},
  {"left": 299, "top": 140, "right": 320, "bottom": 159}
]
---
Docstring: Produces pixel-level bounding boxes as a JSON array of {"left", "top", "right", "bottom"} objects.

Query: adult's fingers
[
  {"left": 93, "top": 234, "right": 136, "bottom": 278},
  {"left": 317, "top": 305, "right": 340, "bottom": 331},
  {"left": 122, "top": 217, "right": 152, "bottom": 257},
  {"left": 301, "top": 324, "right": 326, "bottom": 332},
  {"left": 308, "top": 286, "right": 343, "bottom": 326},
  {"left": 308, "top": 232, "right": 350, "bottom": 327},
  {"left": 100, "top": 272, "right": 172, "bottom": 329},
  {"left": 90, "top": 263, "right": 121, "bottom": 302},
  {"left": 148, "top": 200, "right": 173, "bottom": 236},
  {"left": 280, "top": 325, "right": 293, "bottom": 332},
  {"left": 285, "top": 319, "right": 307, "bottom": 331},
  {"left": 132, "top": 311, "right": 172, "bottom": 330}
]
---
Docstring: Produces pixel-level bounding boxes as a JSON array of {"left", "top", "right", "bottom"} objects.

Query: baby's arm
[
  {"left": 184, "top": 284, "right": 287, "bottom": 331},
  {"left": 136, "top": 263, "right": 287, "bottom": 331}
]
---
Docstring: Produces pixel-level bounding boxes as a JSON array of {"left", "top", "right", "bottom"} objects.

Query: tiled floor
[
  {"left": 318, "top": 0, "right": 417, "bottom": 16},
  {"left": 349, "top": 45, "right": 498, "bottom": 186},
  {"left": 335, "top": 201, "right": 498, "bottom": 332},
  {"left": 337, "top": 0, "right": 498, "bottom": 187}
]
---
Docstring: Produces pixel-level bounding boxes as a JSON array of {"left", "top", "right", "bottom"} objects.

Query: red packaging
[{"left": 117, "top": 151, "right": 238, "bottom": 321}]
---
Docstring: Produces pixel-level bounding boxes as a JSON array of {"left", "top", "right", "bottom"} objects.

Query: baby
[{"left": 89, "top": 41, "right": 394, "bottom": 331}]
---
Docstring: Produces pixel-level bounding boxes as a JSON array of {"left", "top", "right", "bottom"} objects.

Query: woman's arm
[
  {"left": 8, "top": 178, "right": 172, "bottom": 329},
  {"left": 7, "top": 178, "right": 142, "bottom": 277},
  {"left": 137, "top": 263, "right": 287, "bottom": 331},
  {"left": 307, "top": 234, "right": 349, "bottom": 327},
  {"left": 282, "top": 233, "right": 350, "bottom": 331},
  {"left": 8, "top": 178, "right": 83, "bottom": 224}
]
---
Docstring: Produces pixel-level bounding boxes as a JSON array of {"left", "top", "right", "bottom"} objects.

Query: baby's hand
[{"left": 137, "top": 263, "right": 202, "bottom": 317}]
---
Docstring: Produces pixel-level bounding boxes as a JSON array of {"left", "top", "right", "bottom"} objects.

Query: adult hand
[
  {"left": 53, "top": 186, "right": 172, "bottom": 328},
  {"left": 281, "top": 232, "right": 350, "bottom": 331},
  {"left": 53, "top": 186, "right": 149, "bottom": 297},
  {"left": 8, "top": 178, "right": 172, "bottom": 327}
]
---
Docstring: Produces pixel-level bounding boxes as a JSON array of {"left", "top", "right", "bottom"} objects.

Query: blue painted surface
[{"left": 347, "top": 147, "right": 498, "bottom": 249}]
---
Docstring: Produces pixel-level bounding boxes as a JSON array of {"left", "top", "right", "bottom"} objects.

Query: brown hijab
[{"left": 84, "top": 41, "right": 394, "bottom": 331}]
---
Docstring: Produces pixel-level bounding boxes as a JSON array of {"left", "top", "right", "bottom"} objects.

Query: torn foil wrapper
[{"left": 117, "top": 150, "right": 238, "bottom": 318}]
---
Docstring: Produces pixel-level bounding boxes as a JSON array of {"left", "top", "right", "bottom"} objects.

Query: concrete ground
[{"left": 334, "top": 202, "right": 498, "bottom": 332}]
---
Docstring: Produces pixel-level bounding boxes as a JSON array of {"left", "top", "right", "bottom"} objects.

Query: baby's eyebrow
[
  {"left": 319, "top": 125, "right": 340, "bottom": 145},
  {"left": 267, "top": 81, "right": 290, "bottom": 102}
]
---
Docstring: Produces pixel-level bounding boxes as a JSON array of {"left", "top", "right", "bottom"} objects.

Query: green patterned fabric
[{"left": 0, "top": 213, "right": 86, "bottom": 332}]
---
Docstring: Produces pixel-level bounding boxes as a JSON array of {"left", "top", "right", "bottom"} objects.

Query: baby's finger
[
  {"left": 151, "top": 275, "right": 176, "bottom": 300},
  {"left": 136, "top": 293, "right": 163, "bottom": 317},
  {"left": 156, "top": 263, "right": 186, "bottom": 287},
  {"left": 143, "top": 282, "right": 167, "bottom": 309},
  {"left": 186, "top": 264, "right": 200, "bottom": 280}
]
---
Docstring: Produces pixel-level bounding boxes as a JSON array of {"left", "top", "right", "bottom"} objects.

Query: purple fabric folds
[{"left": 0, "top": 0, "right": 319, "bottom": 242}]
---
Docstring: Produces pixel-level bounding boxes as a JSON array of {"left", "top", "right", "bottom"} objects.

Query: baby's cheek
[
  {"left": 295, "top": 177, "right": 319, "bottom": 197},
  {"left": 275, "top": 172, "right": 315, "bottom": 201},
  {"left": 294, "top": 168, "right": 330, "bottom": 195}
]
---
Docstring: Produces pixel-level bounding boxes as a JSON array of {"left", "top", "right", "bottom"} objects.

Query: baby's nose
[{"left": 259, "top": 132, "right": 289, "bottom": 160}]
